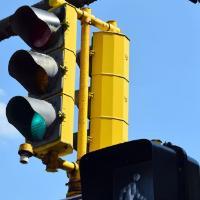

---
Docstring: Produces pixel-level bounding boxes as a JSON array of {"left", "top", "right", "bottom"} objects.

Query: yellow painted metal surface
[
  {"left": 49, "top": 3, "right": 120, "bottom": 33},
  {"left": 34, "top": 4, "right": 77, "bottom": 157},
  {"left": 89, "top": 32, "right": 130, "bottom": 152},
  {"left": 48, "top": 0, "right": 120, "bottom": 34},
  {"left": 76, "top": 8, "right": 121, "bottom": 33},
  {"left": 58, "top": 158, "right": 79, "bottom": 172},
  {"left": 60, "top": 4, "right": 77, "bottom": 154},
  {"left": 77, "top": 8, "right": 91, "bottom": 160},
  {"left": 49, "top": 0, "right": 66, "bottom": 8},
  {"left": 19, "top": 143, "right": 33, "bottom": 154}
]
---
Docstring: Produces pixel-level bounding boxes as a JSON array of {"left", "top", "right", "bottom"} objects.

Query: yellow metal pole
[
  {"left": 49, "top": 1, "right": 120, "bottom": 33},
  {"left": 76, "top": 8, "right": 121, "bottom": 33},
  {"left": 77, "top": 8, "right": 91, "bottom": 160},
  {"left": 107, "top": 20, "right": 118, "bottom": 27},
  {"left": 49, "top": 0, "right": 66, "bottom": 7},
  {"left": 42, "top": 152, "right": 78, "bottom": 173},
  {"left": 58, "top": 158, "right": 79, "bottom": 172}
]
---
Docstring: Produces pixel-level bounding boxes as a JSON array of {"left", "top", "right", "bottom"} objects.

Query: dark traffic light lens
[
  {"left": 9, "top": 50, "right": 58, "bottom": 95},
  {"left": 35, "top": 67, "right": 48, "bottom": 94},
  {"left": 30, "top": 22, "right": 51, "bottom": 48}
]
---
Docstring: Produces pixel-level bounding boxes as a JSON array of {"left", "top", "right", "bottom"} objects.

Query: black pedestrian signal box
[{"left": 80, "top": 139, "right": 200, "bottom": 200}]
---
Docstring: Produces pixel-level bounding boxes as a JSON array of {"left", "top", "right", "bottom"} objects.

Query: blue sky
[{"left": 0, "top": 0, "right": 200, "bottom": 199}]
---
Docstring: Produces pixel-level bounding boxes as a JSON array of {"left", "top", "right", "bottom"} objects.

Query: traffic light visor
[
  {"left": 6, "top": 96, "right": 56, "bottom": 141},
  {"left": 9, "top": 50, "right": 58, "bottom": 95},
  {"left": 11, "top": 6, "right": 60, "bottom": 49}
]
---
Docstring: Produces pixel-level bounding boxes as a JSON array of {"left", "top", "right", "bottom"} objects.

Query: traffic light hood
[
  {"left": 9, "top": 50, "right": 58, "bottom": 95},
  {"left": 11, "top": 6, "right": 61, "bottom": 49},
  {"left": 6, "top": 96, "right": 56, "bottom": 141}
]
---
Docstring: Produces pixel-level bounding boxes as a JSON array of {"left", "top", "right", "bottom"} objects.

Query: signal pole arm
[
  {"left": 189, "top": 0, "right": 200, "bottom": 3},
  {"left": 48, "top": 0, "right": 97, "bottom": 8},
  {"left": 64, "top": 0, "right": 97, "bottom": 7},
  {"left": 42, "top": 151, "right": 79, "bottom": 173},
  {"left": 0, "top": 16, "right": 16, "bottom": 42}
]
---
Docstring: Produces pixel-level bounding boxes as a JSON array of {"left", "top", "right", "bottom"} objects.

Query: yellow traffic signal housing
[
  {"left": 6, "top": 4, "right": 77, "bottom": 157},
  {"left": 35, "top": 5, "right": 78, "bottom": 156},
  {"left": 89, "top": 32, "right": 130, "bottom": 152}
]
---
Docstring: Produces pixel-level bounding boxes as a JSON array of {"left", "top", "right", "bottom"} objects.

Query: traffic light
[
  {"left": 6, "top": 4, "right": 77, "bottom": 157},
  {"left": 89, "top": 31, "right": 130, "bottom": 152},
  {"left": 80, "top": 139, "right": 200, "bottom": 200}
]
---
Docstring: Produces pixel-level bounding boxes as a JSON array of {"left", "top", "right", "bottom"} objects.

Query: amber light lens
[{"left": 35, "top": 68, "right": 48, "bottom": 94}]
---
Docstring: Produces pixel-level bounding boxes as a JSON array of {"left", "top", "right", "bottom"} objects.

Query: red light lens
[{"left": 30, "top": 24, "right": 51, "bottom": 48}]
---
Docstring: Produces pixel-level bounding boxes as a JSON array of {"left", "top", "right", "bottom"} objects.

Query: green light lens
[{"left": 31, "top": 112, "right": 46, "bottom": 141}]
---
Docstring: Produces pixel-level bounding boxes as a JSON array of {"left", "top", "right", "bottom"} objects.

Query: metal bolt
[{"left": 58, "top": 111, "right": 66, "bottom": 119}]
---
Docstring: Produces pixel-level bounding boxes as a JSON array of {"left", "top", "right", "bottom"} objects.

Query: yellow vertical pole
[{"left": 77, "top": 8, "right": 91, "bottom": 160}]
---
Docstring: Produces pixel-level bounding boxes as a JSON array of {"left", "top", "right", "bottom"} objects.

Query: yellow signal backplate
[{"left": 89, "top": 31, "right": 130, "bottom": 152}]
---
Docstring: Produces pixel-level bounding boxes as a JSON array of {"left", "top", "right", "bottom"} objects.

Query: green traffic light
[
  {"left": 30, "top": 112, "right": 47, "bottom": 141},
  {"left": 6, "top": 96, "right": 56, "bottom": 143}
]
